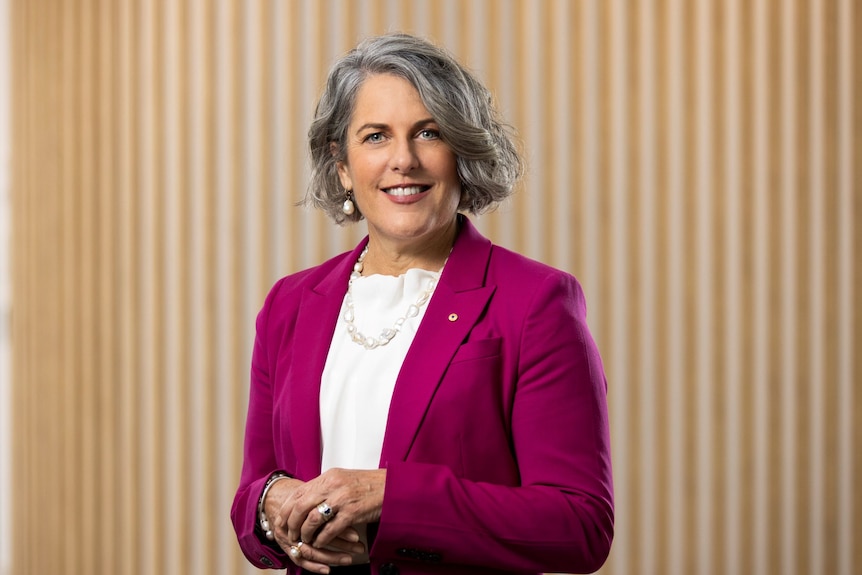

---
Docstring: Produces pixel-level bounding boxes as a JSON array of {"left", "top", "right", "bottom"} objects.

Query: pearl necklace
[{"left": 344, "top": 246, "right": 439, "bottom": 350}]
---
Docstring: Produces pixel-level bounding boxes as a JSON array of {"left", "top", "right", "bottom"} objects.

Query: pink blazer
[{"left": 231, "top": 217, "right": 614, "bottom": 574}]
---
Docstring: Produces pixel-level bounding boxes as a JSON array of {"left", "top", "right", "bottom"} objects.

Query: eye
[
  {"left": 363, "top": 132, "right": 385, "bottom": 143},
  {"left": 417, "top": 128, "right": 441, "bottom": 140}
]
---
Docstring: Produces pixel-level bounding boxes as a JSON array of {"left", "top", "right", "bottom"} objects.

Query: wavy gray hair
[{"left": 305, "top": 33, "right": 524, "bottom": 224}]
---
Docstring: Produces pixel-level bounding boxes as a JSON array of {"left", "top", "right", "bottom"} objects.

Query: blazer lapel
[
  {"left": 287, "top": 241, "right": 367, "bottom": 477},
  {"left": 379, "top": 217, "right": 495, "bottom": 466}
]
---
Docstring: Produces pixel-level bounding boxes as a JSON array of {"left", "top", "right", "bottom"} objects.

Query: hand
[
  {"left": 264, "top": 477, "right": 366, "bottom": 573},
  {"left": 285, "top": 468, "right": 386, "bottom": 551}
]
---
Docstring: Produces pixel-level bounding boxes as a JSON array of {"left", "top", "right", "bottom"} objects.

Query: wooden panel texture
[{"left": 9, "top": 1, "right": 860, "bottom": 574}]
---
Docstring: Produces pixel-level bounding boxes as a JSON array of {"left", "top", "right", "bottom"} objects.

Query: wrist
[{"left": 257, "top": 471, "right": 289, "bottom": 541}]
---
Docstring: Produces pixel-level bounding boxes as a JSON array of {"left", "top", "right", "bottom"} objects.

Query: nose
[{"left": 388, "top": 137, "right": 419, "bottom": 172}]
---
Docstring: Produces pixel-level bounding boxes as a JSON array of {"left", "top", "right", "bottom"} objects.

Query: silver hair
[{"left": 305, "top": 33, "right": 524, "bottom": 224}]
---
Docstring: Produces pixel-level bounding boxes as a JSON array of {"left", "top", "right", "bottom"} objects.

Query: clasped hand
[{"left": 264, "top": 468, "right": 386, "bottom": 573}]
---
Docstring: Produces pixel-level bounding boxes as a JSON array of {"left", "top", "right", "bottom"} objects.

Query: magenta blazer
[{"left": 231, "top": 216, "right": 614, "bottom": 574}]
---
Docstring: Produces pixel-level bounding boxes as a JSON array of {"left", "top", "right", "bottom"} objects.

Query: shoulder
[
  {"left": 484, "top": 244, "right": 588, "bottom": 318},
  {"left": 451, "top": 217, "right": 585, "bottom": 309},
  {"left": 271, "top": 251, "right": 351, "bottom": 295},
  {"left": 488, "top": 244, "right": 580, "bottom": 287},
  {"left": 258, "top": 250, "right": 353, "bottom": 320}
]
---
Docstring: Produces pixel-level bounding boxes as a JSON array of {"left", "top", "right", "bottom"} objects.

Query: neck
[{"left": 361, "top": 219, "right": 458, "bottom": 276}]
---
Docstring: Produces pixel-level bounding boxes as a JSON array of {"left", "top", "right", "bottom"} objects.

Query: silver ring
[{"left": 316, "top": 501, "right": 334, "bottom": 521}]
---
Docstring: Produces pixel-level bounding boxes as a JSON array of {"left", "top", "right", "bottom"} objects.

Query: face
[{"left": 336, "top": 74, "right": 461, "bottom": 251}]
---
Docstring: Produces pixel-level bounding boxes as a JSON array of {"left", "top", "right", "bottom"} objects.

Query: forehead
[{"left": 349, "top": 74, "right": 431, "bottom": 124}]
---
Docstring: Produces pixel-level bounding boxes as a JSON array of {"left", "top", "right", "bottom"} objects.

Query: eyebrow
[{"left": 353, "top": 118, "right": 437, "bottom": 136}]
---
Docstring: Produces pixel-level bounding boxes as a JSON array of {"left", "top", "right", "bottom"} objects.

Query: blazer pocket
[{"left": 450, "top": 337, "right": 502, "bottom": 364}]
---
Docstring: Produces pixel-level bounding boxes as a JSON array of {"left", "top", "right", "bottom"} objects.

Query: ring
[
  {"left": 316, "top": 501, "right": 334, "bottom": 521},
  {"left": 288, "top": 541, "right": 305, "bottom": 558}
]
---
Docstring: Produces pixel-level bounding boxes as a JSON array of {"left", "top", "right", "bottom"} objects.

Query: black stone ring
[{"left": 316, "top": 501, "right": 334, "bottom": 522}]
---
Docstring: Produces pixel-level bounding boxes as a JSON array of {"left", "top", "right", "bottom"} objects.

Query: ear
[
  {"left": 336, "top": 162, "right": 353, "bottom": 192},
  {"left": 332, "top": 142, "right": 353, "bottom": 191}
]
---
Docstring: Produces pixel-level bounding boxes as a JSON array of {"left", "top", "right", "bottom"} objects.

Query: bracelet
[{"left": 257, "top": 472, "right": 289, "bottom": 541}]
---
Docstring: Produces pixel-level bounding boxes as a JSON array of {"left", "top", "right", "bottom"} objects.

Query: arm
[
  {"left": 230, "top": 279, "right": 366, "bottom": 572},
  {"left": 373, "top": 272, "right": 614, "bottom": 573},
  {"left": 230, "top": 281, "right": 293, "bottom": 570}
]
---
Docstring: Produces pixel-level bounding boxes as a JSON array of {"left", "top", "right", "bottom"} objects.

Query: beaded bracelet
[{"left": 257, "top": 472, "right": 289, "bottom": 541}]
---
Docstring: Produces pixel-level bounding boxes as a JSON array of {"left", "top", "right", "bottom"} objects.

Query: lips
[{"left": 382, "top": 185, "right": 430, "bottom": 197}]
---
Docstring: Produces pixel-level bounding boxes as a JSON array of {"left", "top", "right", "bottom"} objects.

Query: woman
[{"left": 231, "top": 33, "right": 613, "bottom": 575}]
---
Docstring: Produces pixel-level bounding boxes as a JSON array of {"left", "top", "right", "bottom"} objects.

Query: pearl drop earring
[{"left": 342, "top": 191, "right": 355, "bottom": 215}]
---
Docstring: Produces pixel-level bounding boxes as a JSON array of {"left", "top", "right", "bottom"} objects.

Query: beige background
[{"left": 8, "top": 1, "right": 861, "bottom": 574}]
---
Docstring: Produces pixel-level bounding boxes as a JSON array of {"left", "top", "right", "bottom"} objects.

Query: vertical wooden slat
[
  {"left": 836, "top": 3, "right": 855, "bottom": 575},
  {"left": 15, "top": 1, "right": 31, "bottom": 573},
  {"left": 667, "top": 2, "right": 688, "bottom": 574},
  {"left": 795, "top": 0, "right": 814, "bottom": 572},
  {"left": 78, "top": 0, "right": 98, "bottom": 570},
  {"left": 854, "top": 0, "right": 862, "bottom": 570},
  {"left": 548, "top": 0, "right": 576, "bottom": 267},
  {"left": 606, "top": 3, "right": 634, "bottom": 575},
  {"left": 10, "top": 5, "right": 25, "bottom": 574},
  {"left": 807, "top": 0, "right": 827, "bottom": 573},
  {"left": 628, "top": 2, "right": 655, "bottom": 575},
  {"left": 752, "top": 1, "right": 775, "bottom": 574},
  {"left": 693, "top": 0, "right": 717, "bottom": 572},
  {"left": 162, "top": 0, "right": 189, "bottom": 570},
  {"left": 738, "top": 0, "right": 756, "bottom": 570},
  {"left": 139, "top": 0, "right": 165, "bottom": 571},
  {"left": 723, "top": 0, "right": 744, "bottom": 572},
  {"left": 187, "top": 1, "right": 216, "bottom": 573},
  {"left": 778, "top": 1, "right": 799, "bottom": 573},
  {"left": 653, "top": 0, "right": 670, "bottom": 572},
  {"left": 0, "top": 0, "right": 11, "bottom": 570},
  {"left": 58, "top": 0, "right": 78, "bottom": 570},
  {"left": 765, "top": 3, "right": 785, "bottom": 573},
  {"left": 680, "top": 3, "right": 699, "bottom": 573},
  {"left": 97, "top": 1, "right": 118, "bottom": 573},
  {"left": 117, "top": 1, "right": 140, "bottom": 573},
  {"left": 819, "top": 0, "right": 841, "bottom": 573}
]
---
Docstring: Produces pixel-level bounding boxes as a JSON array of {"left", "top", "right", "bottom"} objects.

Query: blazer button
[
  {"left": 380, "top": 563, "right": 400, "bottom": 575},
  {"left": 259, "top": 555, "right": 274, "bottom": 567}
]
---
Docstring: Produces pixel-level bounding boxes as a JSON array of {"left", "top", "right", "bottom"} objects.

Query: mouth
[{"left": 382, "top": 185, "right": 430, "bottom": 197}]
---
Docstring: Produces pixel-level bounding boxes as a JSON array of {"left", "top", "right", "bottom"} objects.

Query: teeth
[{"left": 385, "top": 186, "right": 424, "bottom": 196}]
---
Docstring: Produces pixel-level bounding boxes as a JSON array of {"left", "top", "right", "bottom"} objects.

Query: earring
[{"left": 342, "top": 191, "right": 355, "bottom": 215}]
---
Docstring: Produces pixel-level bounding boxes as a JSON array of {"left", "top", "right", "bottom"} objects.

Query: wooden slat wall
[{"left": 8, "top": 1, "right": 860, "bottom": 574}]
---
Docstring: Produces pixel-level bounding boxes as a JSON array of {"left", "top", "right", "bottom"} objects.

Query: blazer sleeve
[
  {"left": 373, "top": 272, "right": 614, "bottom": 574},
  {"left": 230, "top": 279, "right": 293, "bottom": 571}
]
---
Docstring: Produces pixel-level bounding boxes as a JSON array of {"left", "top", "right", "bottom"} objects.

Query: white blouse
[{"left": 319, "top": 267, "right": 441, "bottom": 472}]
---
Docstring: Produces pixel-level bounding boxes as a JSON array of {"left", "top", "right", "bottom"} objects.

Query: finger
[
  {"left": 300, "top": 501, "right": 336, "bottom": 544},
  {"left": 287, "top": 542, "right": 328, "bottom": 574},
  {"left": 308, "top": 514, "right": 358, "bottom": 550},
  {"left": 287, "top": 540, "right": 353, "bottom": 574},
  {"left": 284, "top": 494, "right": 320, "bottom": 545},
  {"left": 319, "top": 531, "right": 365, "bottom": 555},
  {"left": 331, "top": 526, "right": 361, "bottom": 547}
]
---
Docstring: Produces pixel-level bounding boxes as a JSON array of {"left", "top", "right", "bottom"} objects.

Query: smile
[{"left": 383, "top": 185, "right": 429, "bottom": 197}]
